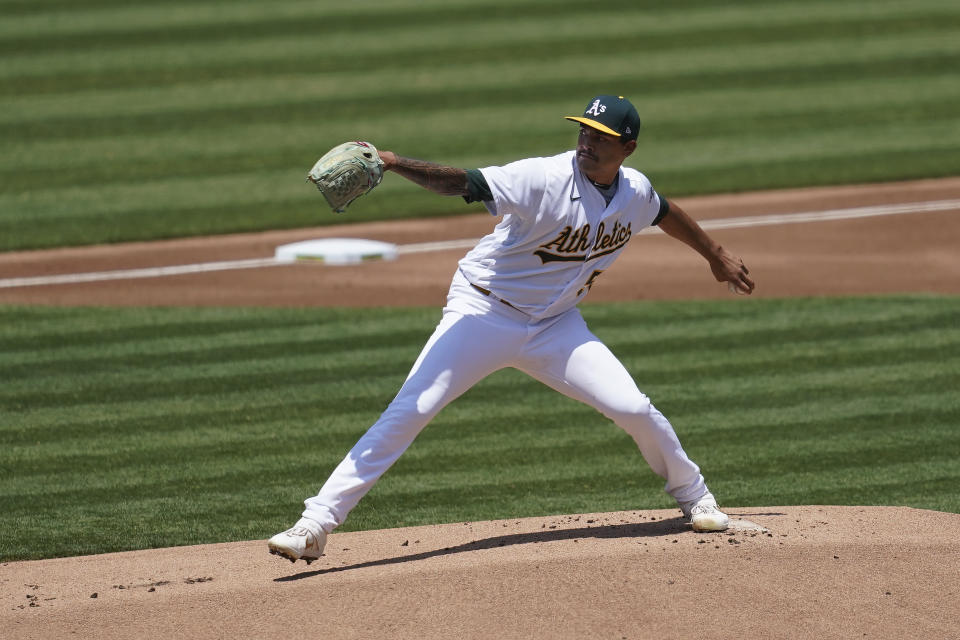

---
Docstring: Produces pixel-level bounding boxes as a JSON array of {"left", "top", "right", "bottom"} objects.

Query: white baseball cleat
[
  {"left": 268, "top": 519, "right": 327, "bottom": 564},
  {"left": 679, "top": 495, "right": 730, "bottom": 532}
]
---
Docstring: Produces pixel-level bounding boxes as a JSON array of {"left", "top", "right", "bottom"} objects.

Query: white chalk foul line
[
  {"left": 1, "top": 199, "right": 957, "bottom": 289},
  {"left": 0, "top": 257, "right": 282, "bottom": 289},
  {"left": 695, "top": 198, "right": 960, "bottom": 231},
  {"left": 395, "top": 198, "right": 960, "bottom": 252}
]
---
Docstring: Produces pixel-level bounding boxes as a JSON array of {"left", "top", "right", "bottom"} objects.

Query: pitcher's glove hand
[{"left": 307, "top": 141, "right": 385, "bottom": 213}]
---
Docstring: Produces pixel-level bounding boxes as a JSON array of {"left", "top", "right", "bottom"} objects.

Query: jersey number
[{"left": 577, "top": 270, "right": 604, "bottom": 296}]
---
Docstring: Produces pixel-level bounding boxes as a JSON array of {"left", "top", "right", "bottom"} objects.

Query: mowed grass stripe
[
  {"left": 5, "top": 3, "right": 957, "bottom": 92},
  {"left": 0, "top": 322, "right": 428, "bottom": 366},
  {"left": 3, "top": 298, "right": 955, "bottom": 427},
  {"left": 7, "top": 365, "right": 950, "bottom": 443},
  {"left": 12, "top": 0, "right": 920, "bottom": 41},
  {"left": 11, "top": 132, "right": 959, "bottom": 207},
  {"left": 0, "top": 353, "right": 413, "bottom": 405},
  {"left": 0, "top": 342, "right": 417, "bottom": 386},
  {"left": 16, "top": 391, "right": 949, "bottom": 477},
  {"left": 1, "top": 112, "right": 956, "bottom": 221},
  {"left": 3, "top": 0, "right": 945, "bottom": 55},
  {"left": 2, "top": 63, "right": 956, "bottom": 201},
  {"left": 8, "top": 358, "right": 954, "bottom": 464},
  {"left": 0, "top": 397, "right": 384, "bottom": 444},
  {"left": 3, "top": 465, "right": 661, "bottom": 559},
  {"left": 0, "top": 294, "right": 957, "bottom": 379},
  {"left": 4, "top": 33, "right": 958, "bottom": 133},
  {"left": 5, "top": 140, "right": 960, "bottom": 250},
  {"left": 3, "top": 411, "right": 623, "bottom": 495},
  {"left": 3, "top": 308, "right": 955, "bottom": 404},
  {"left": 2, "top": 319, "right": 950, "bottom": 395},
  {"left": 651, "top": 147, "right": 960, "bottom": 195},
  {"left": 0, "top": 0, "right": 543, "bottom": 37},
  {"left": 599, "top": 304, "right": 959, "bottom": 353},
  {"left": 6, "top": 423, "right": 652, "bottom": 527},
  {"left": 667, "top": 367, "right": 958, "bottom": 420},
  {"left": 0, "top": 0, "right": 656, "bottom": 49},
  {"left": 0, "top": 0, "right": 522, "bottom": 18},
  {"left": 1, "top": 398, "right": 577, "bottom": 455},
  {"left": 732, "top": 471, "right": 960, "bottom": 514},
  {"left": 5, "top": 68, "right": 960, "bottom": 173},
  {"left": 4, "top": 75, "right": 959, "bottom": 201},
  {"left": 4, "top": 296, "right": 952, "bottom": 386},
  {"left": 0, "top": 305, "right": 435, "bottom": 351},
  {"left": 3, "top": 31, "right": 957, "bottom": 148},
  {"left": 702, "top": 416, "right": 960, "bottom": 473},
  {"left": 666, "top": 391, "right": 957, "bottom": 441},
  {"left": 3, "top": 130, "right": 957, "bottom": 238}
]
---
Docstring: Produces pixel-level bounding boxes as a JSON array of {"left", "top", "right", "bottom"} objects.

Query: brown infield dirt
[{"left": 2, "top": 177, "right": 960, "bottom": 639}]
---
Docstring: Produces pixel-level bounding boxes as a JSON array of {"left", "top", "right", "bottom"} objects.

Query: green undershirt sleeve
[
  {"left": 463, "top": 168, "right": 493, "bottom": 204},
  {"left": 652, "top": 193, "right": 670, "bottom": 225}
]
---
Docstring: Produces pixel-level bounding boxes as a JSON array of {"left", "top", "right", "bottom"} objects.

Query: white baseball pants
[{"left": 302, "top": 270, "right": 709, "bottom": 533}]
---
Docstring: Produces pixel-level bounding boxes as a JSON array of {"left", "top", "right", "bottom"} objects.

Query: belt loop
[{"left": 469, "top": 282, "right": 521, "bottom": 312}]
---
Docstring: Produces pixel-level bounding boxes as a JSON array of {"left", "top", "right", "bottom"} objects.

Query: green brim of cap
[{"left": 564, "top": 116, "right": 621, "bottom": 137}]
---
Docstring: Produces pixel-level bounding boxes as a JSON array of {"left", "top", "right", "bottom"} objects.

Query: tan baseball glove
[{"left": 307, "top": 141, "right": 385, "bottom": 213}]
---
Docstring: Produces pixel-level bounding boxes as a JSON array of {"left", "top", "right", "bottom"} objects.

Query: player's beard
[
  {"left": 576, "top": 150, "right": 606, "bottom": 183},
  {"left": 576, "top": 150, "right": 598, "bottom": 163}
]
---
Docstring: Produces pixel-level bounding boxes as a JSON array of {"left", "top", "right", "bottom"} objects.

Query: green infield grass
[
  {"left": 2, "top": 0, "right": 960, "bottom": 250},
  {"left": 1, "top": 295, "right": 958, "bottom": 560}
]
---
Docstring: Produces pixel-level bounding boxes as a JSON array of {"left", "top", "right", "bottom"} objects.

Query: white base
[{"left": 275, "top": 238, "right": 398, "bottom": 266}]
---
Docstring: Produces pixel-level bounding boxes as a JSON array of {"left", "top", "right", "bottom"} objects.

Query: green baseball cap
[{"left": 565, "top": 95, "right": 641, "bottom": 141}]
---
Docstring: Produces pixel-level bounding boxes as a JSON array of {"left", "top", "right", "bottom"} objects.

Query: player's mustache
[{"left": 577, "top": 149, "right": 598, "bottom": 161}]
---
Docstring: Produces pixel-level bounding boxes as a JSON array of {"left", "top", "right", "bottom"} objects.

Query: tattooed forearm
[{"left": 389, "top": 156, "right": 469, "bottom": 196}]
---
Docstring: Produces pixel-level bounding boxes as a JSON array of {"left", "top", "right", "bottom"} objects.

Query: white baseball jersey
[{"left": 458, "top": 150, "right": 664, "bottom": 320}]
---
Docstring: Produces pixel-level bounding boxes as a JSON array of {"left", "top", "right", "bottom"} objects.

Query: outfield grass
[
  {"left": 1, "top": 296, "right": 958, "bottom": 561},
  {"left": 2, "top": 0, "right": 960, "bottom": 250}
]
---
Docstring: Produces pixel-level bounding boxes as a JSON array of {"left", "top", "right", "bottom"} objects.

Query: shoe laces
[{"left": 689, "top": 502, "right": 721, "bottom": 516}]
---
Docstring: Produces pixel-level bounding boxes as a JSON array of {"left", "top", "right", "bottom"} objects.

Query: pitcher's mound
[{"left": 3, "top": 505, "right": 958, "bottom": 640}]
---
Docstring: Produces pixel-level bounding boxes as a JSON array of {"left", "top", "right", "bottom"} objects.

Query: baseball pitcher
[{"left": 270, "top": 95, "right": 756, "bottom": 564}]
